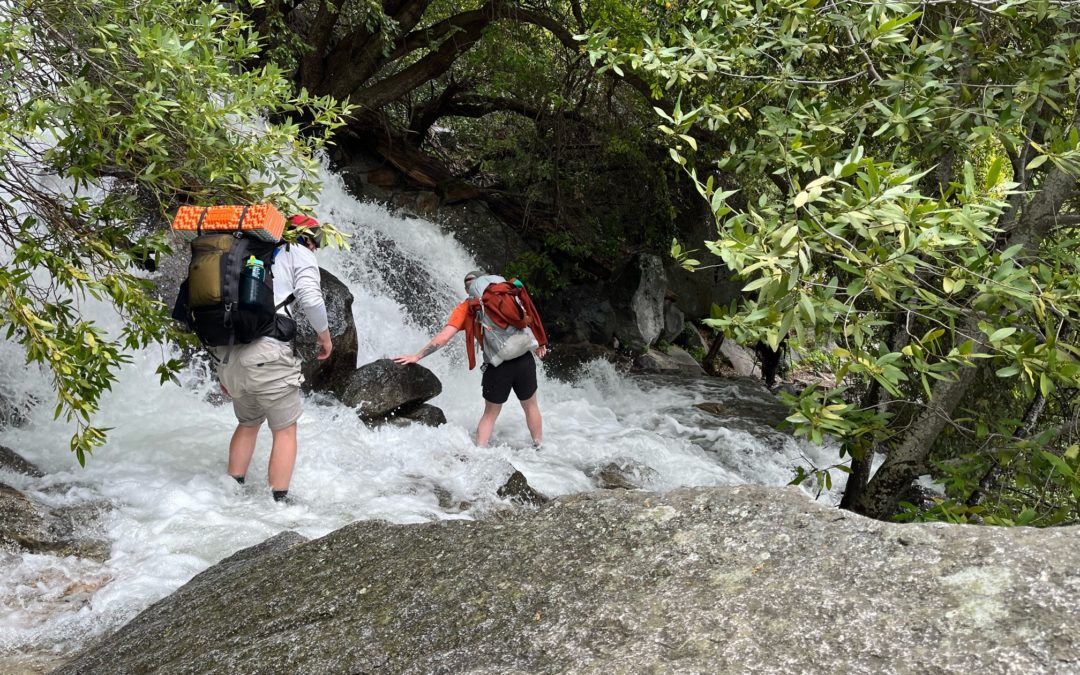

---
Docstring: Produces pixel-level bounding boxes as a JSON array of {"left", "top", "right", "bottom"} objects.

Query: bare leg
[
  {"left": 520, "top": 394, "right": 542, "bottom": 445},
  {"left": 228, "top": 424, "right": 261, "bottom": 479},
  {"left": 475, "top": 401, "right": 503, "bottom": 447},
  {"left": 267, "top": 423, "right": 298, "bottom": 490}
]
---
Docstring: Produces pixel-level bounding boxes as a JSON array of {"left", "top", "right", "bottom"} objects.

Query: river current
[{"left": 0, "top": 168, "right": 841, "bottom": 670}]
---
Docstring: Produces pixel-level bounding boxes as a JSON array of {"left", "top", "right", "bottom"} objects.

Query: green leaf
[
  {"left": 1039, "top": 372, "right": 1054, "bottom": 397},
  {"left": 1025, "top": 154, "right": 1049, "bottom": 170},
  {"left": 1041, "top": 451, "right": 1074, "bottom": 480},
  {"left": 1016, "top": 508, "right": 1037, "bottom": 526},
  {"left": 742, "top": 276, "right": 772, "bottom": 292},
  {"left": 798, "top": 294, "right": 816, "bottom": 324},
  {"left": 985, "top": 156, "right": 1003, "bottom": 188},
  {"left": 1000, "top": 244, "right": 1023, "bottom": 260},
  {"left": 877, "top": 11, "right": 922, "bottom": 35}
]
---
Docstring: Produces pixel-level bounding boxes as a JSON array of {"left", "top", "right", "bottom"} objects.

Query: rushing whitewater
[{"left": 0, "top": 169, "right": 840, "bottom": 669}]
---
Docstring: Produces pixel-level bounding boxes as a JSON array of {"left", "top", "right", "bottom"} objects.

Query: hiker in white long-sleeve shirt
[{"left": 215, "top": 215, "right": 332, "bottom": 502}]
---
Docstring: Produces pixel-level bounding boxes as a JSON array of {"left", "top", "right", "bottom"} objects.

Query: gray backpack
[{"left": 468, "top": 275, "right": 539, "bottom": 366}]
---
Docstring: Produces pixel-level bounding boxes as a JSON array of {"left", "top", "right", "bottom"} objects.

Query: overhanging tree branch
[{"left": 342, "top": 2, "right": 502, "bottom": 106}]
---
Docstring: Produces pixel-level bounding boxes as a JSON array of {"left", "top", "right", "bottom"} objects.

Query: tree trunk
[
  {"left": 703, "top": 333, "right": 725, "bottom": 375},
  {"left": 838, "top": 380, "right": 882, "bottom": 510},
  {"left": 849, "top": 339, "right": 985, "bottom": 519},
  {"left": 966, "top": 392, "right": 1048, "bottom": 508},
  {"left": 839, "top": 318, "right": 911, "bottom": 510}
]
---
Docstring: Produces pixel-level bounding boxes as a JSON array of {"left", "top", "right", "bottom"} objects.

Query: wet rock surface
[
  {"left": 56, "top": 485, "right": 1080, "bottom": 674},
  {"left": 634, "top": 347, "right": 706, "bottom": 376},
  {"left": 293, "top": 268, "right": 359, "bottom": 394},
  {"left": 0, "top": 483, "right": 110, "bottom": 562},
  {"left": 542, "top": 284, "right": 618, "bottom": 346},
  {"left": 587, "top": 460, "right": 660, "bottom": 490},
  {"left": 496, "top": 469, "right": 547, "bottom": 506},
  {"left": 0, "top": 445, "right": 44, "bottom": 478},
  {"left": 338, "top": 360, "right": 442, "bottom": 421},
  {"left": 375, "top": 403, "right": 447, "bottom": 428},
  {"left": 541, "top": 342, "right": 627, "bottom": 382}
]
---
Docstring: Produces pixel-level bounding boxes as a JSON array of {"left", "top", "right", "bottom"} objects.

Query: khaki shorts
[{"left": 216, "top": 338, "right": 304, "bottom": 430}]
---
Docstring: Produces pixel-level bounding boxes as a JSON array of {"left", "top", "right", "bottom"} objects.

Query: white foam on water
[{"left": 0, "top": 165, "right": 842, "bottom": 666}]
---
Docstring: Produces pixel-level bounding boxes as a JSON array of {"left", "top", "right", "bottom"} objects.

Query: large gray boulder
[
  {"left": 611, "top": 253, "right": 668, "bottom": 353},
  {"left": 338, "top": 359, "right": 442, "bottom": 422},
  {"left": 720, "top": 339, "right": 761, "bottom": 379},
  {"left": 57, "top": 486, "right": 1080, "bottom": 674},
  {"left": 661, "top": 298, "right": 685, "bottom": 343},
  {"left": 293, "top": 268, "right": 359, "bottom": 394}
]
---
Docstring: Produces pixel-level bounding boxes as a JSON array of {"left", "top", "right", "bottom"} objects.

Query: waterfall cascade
[{"left": 0, "top": 168, "right": 840, "bottom": 669}]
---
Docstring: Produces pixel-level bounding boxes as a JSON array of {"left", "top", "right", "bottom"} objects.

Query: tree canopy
[{"left": 587, "top": 0, "right": 1080, "bottom": 522}]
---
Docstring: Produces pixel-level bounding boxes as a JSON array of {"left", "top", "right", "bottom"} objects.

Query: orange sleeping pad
[{"left": 171, "top": 204, "right": 285, "bottom": 242}]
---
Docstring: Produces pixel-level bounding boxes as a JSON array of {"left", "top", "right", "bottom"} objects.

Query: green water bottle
[{"left": 240, "top": 256, "right": 266, "bottom": 307}]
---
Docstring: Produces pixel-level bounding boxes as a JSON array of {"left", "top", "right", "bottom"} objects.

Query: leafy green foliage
[
  {"left": 0, "top": 0, "right": 350, "bottom": 463},
  {"left": 586, "top": 0, "right": 1080, "bottom": 520},
  {"left": 503, "top": 250, "right": 566, "bottom": 299}
]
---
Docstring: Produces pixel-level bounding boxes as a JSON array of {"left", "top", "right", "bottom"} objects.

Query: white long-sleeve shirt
[{"left": 273, "top": 244, "right": 328, "bottom": 334}]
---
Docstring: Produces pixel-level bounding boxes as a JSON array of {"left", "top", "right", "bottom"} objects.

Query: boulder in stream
[
  {"left": 375, "top": 403, "right": 447, "bottom": 428},
  {"left": 634, "top": 346, "right": 706, "bottom": 376},
  {"left": 339, "top": 359, "right": 442, "bottom": 422},
  {"left": 0, "top": 483, "right": 110, "bottom": 561},
  {"left": 292, "top": 269, "right": 359, "bottom": 395},
  {"left": 0, "top": 445, "right": 43, "bottom": 478}
]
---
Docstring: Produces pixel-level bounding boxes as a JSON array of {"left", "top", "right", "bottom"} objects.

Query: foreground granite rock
[{"left": 57, "top": 486, "right": 1080, "bottom": 674}]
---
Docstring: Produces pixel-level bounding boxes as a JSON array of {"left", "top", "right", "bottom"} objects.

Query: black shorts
[{"left": 481, "top": 352, "right": 538, "bottom": 404}]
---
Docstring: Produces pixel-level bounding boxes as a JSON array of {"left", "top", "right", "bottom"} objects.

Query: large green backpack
[{"left": 173, "top": 233, "right": 295, "bottom": 348}]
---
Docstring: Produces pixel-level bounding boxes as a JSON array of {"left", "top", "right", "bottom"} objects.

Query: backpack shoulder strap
[{"left": 463, "top": 298, "right": 483, "bottom": 370}]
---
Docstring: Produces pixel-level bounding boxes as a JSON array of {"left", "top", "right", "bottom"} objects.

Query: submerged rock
[
  {"left": 587, "top": 460, "right": 660, "bottom": 490},
  {"left": 496, "top": 470, "right": 547, "bottom": 506},
  {"left": 0, "top": 484, "right": 110, "bottom": 561},
  {"left": 375, "top": 403, "right": 447, "bottom": 428},
  {"left": 397, "top": 404, "right": 447, "bottom": 427},
  {"left": 55, "top": 486, "right": 1080, "bottom": 674}
]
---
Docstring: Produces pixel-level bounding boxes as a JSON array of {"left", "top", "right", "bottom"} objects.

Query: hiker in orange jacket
[{"left": 393, "top": 270, "right": 547, "bottom": 447}]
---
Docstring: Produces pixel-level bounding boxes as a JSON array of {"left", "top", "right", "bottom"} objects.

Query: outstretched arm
[{"left": 393, "top": 325, "right": 460, "bottom": 365}]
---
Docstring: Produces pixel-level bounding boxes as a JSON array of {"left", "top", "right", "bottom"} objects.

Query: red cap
[{"left": 288, "top": 214, "right": 319, "bottom": 229}]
